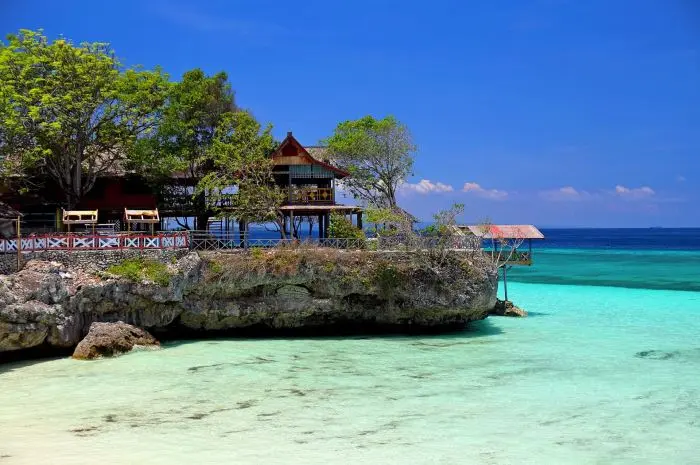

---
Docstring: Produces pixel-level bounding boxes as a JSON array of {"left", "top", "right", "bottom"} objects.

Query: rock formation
[
  {"left": 72, "top": 321, "right": 159, "bottom": 360},
  {"left": 0, "top": 249, "right": 498, "bottom": 359},
  {"left": 490, "top": 299, "right": 527, "bottom": 317}
]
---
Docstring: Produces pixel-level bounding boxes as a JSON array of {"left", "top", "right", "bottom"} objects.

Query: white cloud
[
  {"left": 677, "top": 175, "right": 686, "bottom": 183},
  {"left": 540, "top": 186, "right": 589, "bottom": 201},
  {"left": 614, "top": 185, "right": 655, "bottom": 199},
  {"left": 462, "top": 182, "right": 508, "bottom": 200},
  {"left": 400, "top": 179, "right": 454, "bottom": 194}
]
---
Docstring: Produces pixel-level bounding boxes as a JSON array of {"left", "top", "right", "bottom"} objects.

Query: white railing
[
  {"left": 0, "top": 231, "right": 189, "bottom": 254},
  {"left": 0, "top": 230, "right": 485, "bottom": 254}
]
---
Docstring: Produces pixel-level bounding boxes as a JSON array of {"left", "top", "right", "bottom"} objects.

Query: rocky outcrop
[
  {"left": 0, "top": 249, "right": 498, "bottom": 359},
  {"left": 490, "top": 299, "right": 527, "bottom": 317},
  {"left": 72, "top": 321, "right": 159, "bottom": 360}
]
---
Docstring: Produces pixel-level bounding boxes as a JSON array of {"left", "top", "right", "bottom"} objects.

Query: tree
[
  {"left": 195, "top": 111, "right": 287, "bottom": 236},
  {"left": 324, "top": 115, "right": 416, "bottom": 208},
  {"left": 131, "top": 68, "right": 236, "bottom": 228},
  {"left": 132, "top": 69, "right": 236, "bottom": 185},
  {"left": 0, "top": 29, "right": 169, "bottom": 208},
  {"left": 328, "top": 212, "right": 365, "bottom": 239},
  {"left": 365, "top": 206, "right": 412, "bottom": 236},
  {"left": 478, "top": 220, "right": 526, "bottom": 268}
]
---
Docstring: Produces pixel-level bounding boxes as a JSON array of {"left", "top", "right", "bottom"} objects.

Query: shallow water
[{"left": 2, "top": 275, "right": 700, "bottom": 464}]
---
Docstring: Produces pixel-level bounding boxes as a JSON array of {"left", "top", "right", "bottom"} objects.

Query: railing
[
  {"left": 0, "top": 231, "right": 189, "bottom": 254},
  {"left": 375, "top": 235, "right": 482, "bottom": 251},
  {"left": 288, "top": 187, "right": 334, "bottom": 205},
  {"left": 158, "top": 188, "right": 335, "bottom": 211},
  {"left": 188, "top": 231, "right": 483, "bottom": 252},
  {"left": 488, "top": 250, "right": 532, "bottom": 265},
  {"left": 188, "top": 231, "right": 366, "bottom": 251},
  {"left": 159, "top": 194, "right": 237, "bottom": 212},
  {"left": 0, "top": 230, "right": 529, "bottom": 262}
]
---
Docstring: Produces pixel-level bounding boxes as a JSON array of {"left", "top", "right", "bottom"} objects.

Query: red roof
[
  {"left": 461, "top": 224, "right": 544, "bottom": 239},
  {"left": 273, "top": 132, "right": 350, "bottom": 178}
]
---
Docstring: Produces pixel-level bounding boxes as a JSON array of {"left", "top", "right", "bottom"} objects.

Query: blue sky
[{"left": 2, "top": 0, "right": 698, "bottom": 226}]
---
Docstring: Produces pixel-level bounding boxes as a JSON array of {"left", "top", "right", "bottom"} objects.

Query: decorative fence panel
[
  {"left": 187, "top": 232, "right": 480, "bottom": 252},
  {"left": 0, "top": 232, "right": 190, "bottom": 254}
]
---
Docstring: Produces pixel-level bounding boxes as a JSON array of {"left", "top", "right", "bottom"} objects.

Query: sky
[{"left": 1, "top": 0, "right": 699, "bottom": 227}]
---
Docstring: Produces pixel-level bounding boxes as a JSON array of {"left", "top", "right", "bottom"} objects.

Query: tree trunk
[
  {"left": 74, "top": 149, "right": 82, "bottom": 209},
  {"left": 196, "top": 214, "right": 209, "bottom": 231}
]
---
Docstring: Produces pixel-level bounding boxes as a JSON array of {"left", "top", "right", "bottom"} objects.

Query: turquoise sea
[{"left": 1, "top": 229, "right": 699, "bottom": 464}]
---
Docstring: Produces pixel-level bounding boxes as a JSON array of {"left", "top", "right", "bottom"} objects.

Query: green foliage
[
  {"left": 374, "top": 263, "right": 401, "bottom": 298},
  {"left": 107, "top": 258, "right": 172, "bottom": 286},
  {"left": 324, "top": 115, "right": 416, "bottom": 208},
  {"left": 365, "top": 206, "right": 414, "bottom": 237},
  {"left": 250, "top": 248, "right": 264, "bottom": 259},
  {"left": 418, "top": 203, "right": 465, "bottom": 237},
  {"left": 365, "top": 206, "right": 406, "bottom": 226},
  {"left": 409, "top": 203, "right": 462, "bottom": 237},
  {"left": 196, "top": 111, "right": 287, "bottom": 235},
  {"left": 433, "top": 203, "right": 464, "bottom": 230},
  {"left": 131, "top": 68, "right": 236, "bottom": 183},
  {"left": 0, "top": 29, "right": 169, "bottom": 207},
  {"left": 419, "top": 224, "right": 440, "bottom": 236},
  {"left": 328, "top": 212, "right": 365, "bottom": 239},
  {"left": 208, "top": 259, "right": 224, "bottom": 275}
]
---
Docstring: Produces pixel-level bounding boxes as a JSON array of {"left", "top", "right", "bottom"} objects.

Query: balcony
[{"left": 287, "top": 187, "right": 334, "bottom": 205}]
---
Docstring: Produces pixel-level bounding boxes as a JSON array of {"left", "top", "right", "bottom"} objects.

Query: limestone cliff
[{"left": 0, "top": 249, "right": 497, "bottom": 358}]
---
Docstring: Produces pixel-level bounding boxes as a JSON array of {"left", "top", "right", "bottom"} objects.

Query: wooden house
[
  {"left": 272, "top": 132, "right": 362, "bottom": 237},
  {"left": 0, "top": 132, "right": 361, "bottom": 236}
]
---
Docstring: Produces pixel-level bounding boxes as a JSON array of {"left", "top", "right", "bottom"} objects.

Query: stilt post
[{"left": 323, "top": 213, "right": 330, "bottom": 239}]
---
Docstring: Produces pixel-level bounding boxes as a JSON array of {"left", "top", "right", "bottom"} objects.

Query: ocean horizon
[{"left": 1, "top": 228, "right": 699, "bottom": 464}]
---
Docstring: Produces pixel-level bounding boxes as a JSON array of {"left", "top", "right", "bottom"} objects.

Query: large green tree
[
  {"left": 133, "top": 68, "right": 236, "bottom": 182},
  {"left": 324, "top": 115, "right": 416, "bottom": 209},
  {"left": 0, "top": 29, "right": 169, "bottom": 207},
  {"left": 196, "top": 111, "right": 287, "bottom": 236},
  {"left": 132, "top": 68, "right": 236, "bottom": 228}
]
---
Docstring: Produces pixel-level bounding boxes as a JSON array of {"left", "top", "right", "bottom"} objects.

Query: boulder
[
  {"left": 72, "top": 321, "right": 159, "bottom": 360},
  {"left": 490, "top": 299, "right": 527, "bottom": 317}
]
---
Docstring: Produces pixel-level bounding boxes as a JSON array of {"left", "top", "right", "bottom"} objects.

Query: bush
[
  {"left": 328, "top": 212, "right": 365, "bottom": 239},
  {"left": 107, "top": 258, "right": 173, "bottom": 286},
  {"left": 250, "top": 248, "right": 264, "bottom": 259}
]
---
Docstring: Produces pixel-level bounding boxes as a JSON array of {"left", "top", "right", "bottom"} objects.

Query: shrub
[
  {"left": 374, "top": 263, "right": 401, "bottom": 298},
  {"left": 107, "top": 258, "right": 173, "bottom": 286},
  {"left": 250, "top": 248, "right": 264, "bottom": 259},
  {"left": 328, "top": 212, "right": 365, "bottom": 239}
]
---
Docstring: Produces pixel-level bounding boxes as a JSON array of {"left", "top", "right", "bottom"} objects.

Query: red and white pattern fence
[{"left": 0, "top": 232, "right": 189, "bottom": 254}]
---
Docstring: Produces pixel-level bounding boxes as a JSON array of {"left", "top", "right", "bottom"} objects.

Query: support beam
[
  {"left": 356, "top": 211, "right": 363, "bottom": 230},
  {"left": 323, "top": 213, "right": 330, "bottom": 239},
  {"left": 238, "top": 220, "right": 247, "bottom": 249},
  {"left": 318, "top": 214, "right": 324, "bottom": 239},
  {"left": 289, "top": 210, "right": 295, "bottom": 239}
]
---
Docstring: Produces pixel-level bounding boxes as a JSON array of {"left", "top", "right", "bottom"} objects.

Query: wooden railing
[
  {"left": 288, "top": 187, "right": 334, "bottom": 205},
  {"left": 159, "top": 194, "right": 237, "bottom": 212},
  {"left": 0, "top": 231, "right": 189, "bottom": 254},
  {"left": 189, "top": 231, "right": 366, "bottom": 251}
]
